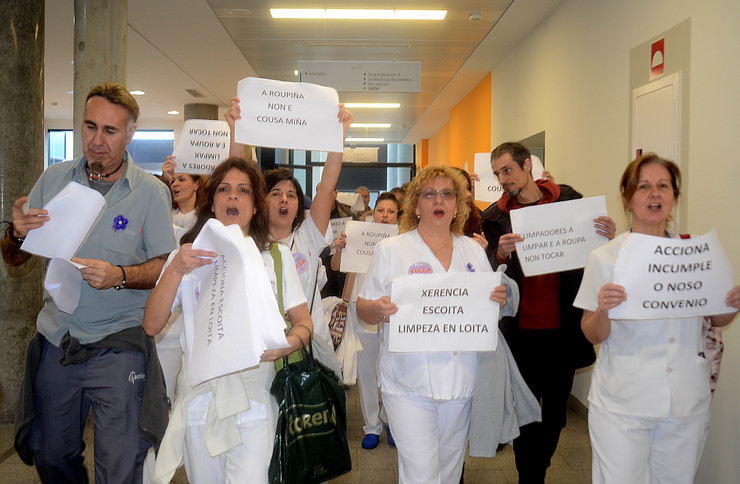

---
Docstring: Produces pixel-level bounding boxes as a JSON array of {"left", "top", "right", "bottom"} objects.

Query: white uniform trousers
[
  {"left": 356, "top": 328, "right": 382, "bottom": 435},
  {"left": 383, "top": 392, "right": 472, "bottom": 484},
  {"left": 588, "top": 403, "right": 709, "bottom": 484},
  {"left": 182, "top": 413, "right": 272, "bottom": 484}
]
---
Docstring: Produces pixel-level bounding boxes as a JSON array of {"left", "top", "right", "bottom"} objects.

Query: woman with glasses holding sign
[
  {"left": 356, "top": 165, "right": 525, "bottom": 484},
  {"left": 574, "top": 153, "right": 740, "bottom": 484}
]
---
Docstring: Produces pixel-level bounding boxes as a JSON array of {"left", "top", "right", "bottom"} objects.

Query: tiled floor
[{"left": 0, "top": 385, "right": 592, "bottom": 483}]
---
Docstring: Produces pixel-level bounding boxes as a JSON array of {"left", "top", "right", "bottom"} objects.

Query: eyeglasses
[{"left": 420, "top": 188, "right": 456, "bottom": 201}]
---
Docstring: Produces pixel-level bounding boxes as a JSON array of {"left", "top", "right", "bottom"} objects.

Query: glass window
[{"left": 46, "top": 130, "right": 174, "bottom": 174}]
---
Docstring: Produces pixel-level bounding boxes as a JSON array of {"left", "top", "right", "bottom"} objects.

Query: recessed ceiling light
[
  {"left": 129, "top": 90, "right": 146, "bottom": 96},
  {"left": 343, "top": 103, "right": 400, "bottom": 109},
  {"left": 346, "top": 137, "right": 384, "bottom": 142},
  {"left": 271, "top": 9, "right": 446, "bottom": 21},
  {"left": 168, "top": 110, "right": 180, "bottom": 115},
  {"left": 66, "top": 91, "right": 73, "bottom": 94},
  {"left": 294, "top": 69, "right": 299, "bottom": 76},
  {"left": 351, "top": 123, "right": 392, "bottom": 128}
]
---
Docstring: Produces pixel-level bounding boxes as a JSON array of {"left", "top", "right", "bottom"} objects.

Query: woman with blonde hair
[{"left": 356, "top": 165, "right": 520, "bottom": 483}]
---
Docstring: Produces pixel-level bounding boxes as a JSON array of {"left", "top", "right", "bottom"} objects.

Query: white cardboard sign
[
  {"left": 235, "top": 77, "right": 342, "bottom": 152},
  {"left": 22, "top": 181, "right": 105, "bottom": 260},
  {"left": 336, "top": 192, "right": 364, "bottom": 211},
  {"left": 330, "top": 217, "right": 352, "bottom": 241},
  {"left": 389, "top": 272, "right": 501, "bottom": 352},
  {"left": 610, "top": 229, "right": 735, "bottom": 320},
  {"left": 510, "top": 196, "right": 608, "bottom": 276},
  {"left": 340, "top": 220, "right": 398, "bottom": 273},
  {"left": 473, "top": 153, "right": 545, "bottom": 204},
  {"left": 181, "top": 219, "right": 289, "bottom": 386},
  {"left": 172, "top": 119, "right": 230, "bottom": 174}
]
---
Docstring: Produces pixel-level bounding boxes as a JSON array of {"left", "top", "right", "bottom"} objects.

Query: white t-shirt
[
  {"left": 573, "top": 232, "right": 711, "bottom": 418},
  {"left": 277, "top": 210, "right": 333, "bottom": 346},
  {"left": 359, "top": 229, "right": 494, "bottom": 400}
]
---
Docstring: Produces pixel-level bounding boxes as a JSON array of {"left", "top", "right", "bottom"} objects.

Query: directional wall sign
[{"left": 298, "top": 60, "right": 421, "bottom": 92}]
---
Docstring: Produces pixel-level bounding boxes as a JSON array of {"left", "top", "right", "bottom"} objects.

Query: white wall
[{"left": 490, "top": 0, "right": 740, "bottom": 481}]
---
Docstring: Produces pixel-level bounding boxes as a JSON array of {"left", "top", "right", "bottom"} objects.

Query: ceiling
[{"left": 44, "top": 0, "right": 561, "bottom": 145}]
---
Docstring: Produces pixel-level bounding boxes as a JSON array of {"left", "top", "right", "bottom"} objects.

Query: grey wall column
[
  {"left": 184, "top": 103, "right": 218, "bottom": 121},
  {"left": 73, "top": 0, "right": 128, "bottom": 157},
  {"left": 0, "top": 0, "right": 45, "bottom": 423}
]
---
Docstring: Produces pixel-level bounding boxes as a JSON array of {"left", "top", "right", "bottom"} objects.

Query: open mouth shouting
[
  {"left": 433, "top": 208, "right": 446, "bottom": 218},
  {"left": 279, "top": 206, "right": 289, "bottom": 216},
  {"left": 226, "top": 205, "right": 240, "bottom": 217}
]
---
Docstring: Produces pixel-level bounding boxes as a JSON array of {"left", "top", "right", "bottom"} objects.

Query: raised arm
[
  {"left": 225, "top": 97, "right": 246, "bottom": 159},
  {"left": 309, "top": 105, "right": 353, "bottom": 235}
]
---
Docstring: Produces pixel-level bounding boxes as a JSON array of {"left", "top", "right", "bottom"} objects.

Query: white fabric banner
[
  {"left": 172, "top": 119, "right": 230, "bottom": 174},
  {"left": 340, "top": 220, "right": 398, "bottom": 273},
  {"left": 510, "top": 196, "right": 608, "bottom": 276},
  {"left": 474, "top": 153, "right": 545, "bottom": 204},
  {"left": 389, "top": 272, "right": 501, "bottom": 352},
  {"left": 22, "top": 181, "right": 105, "bottom": 259},
  {"left": 610, "top": 229, "right": 735, "bottom": 320},
  {"left": 235, "top": 77, "right": 342, "bottom": 152},
  {"left": 181, "top": 219, "right": 289, "bottom": 386}
]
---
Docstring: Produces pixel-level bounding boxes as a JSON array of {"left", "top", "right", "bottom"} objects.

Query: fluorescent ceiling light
[
  {"left": 343, "top": 102, "right": 400, "bottom": 109},
  {"left": 271, "top": 9, "right": 446, "bottom": 21},
  {"left": 129, "top": 90, "right": 146, "bottom": 96},
  {"left": 351, "top": 123, "right": 392, "bottom": 128},
  {"left": 305, "top": 40, "right": 412, "bottom": 48},
  {"left": 346, "top": 137, "right": 384, "bottom": 142},
  {"left": 167, "top": 110, "right": 180, "bottom": 115}
]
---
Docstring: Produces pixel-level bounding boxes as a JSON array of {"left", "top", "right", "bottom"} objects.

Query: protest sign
[
  {"left": 330, "top": 217, "right": 352, "bottom": 241},
  {"left": 181, "top": 219, "right": 289, "bottom": 385},
  {"left": 336, "top": 192, "right": 364, "bottom": 211},
  {"left": 172, "top": 119, "right": 230, "bottom": 174},
  {"left": 340, "top": 220, "right": 398, "bottom": 273},
  {"left": 235, "top": 77, "right": 342, "bottom": 152},
  {"left": 389, "top": 272, "right": 501, "bottom": 352},
  {"left": 609, "top": 229, "right": 735, "bottom": 320},
  {"left": 474, "top": 153, "right": 545, "bottom": 204},
  {"left": 510, "top": 196, "right": 608, "bottom": 276},
  {"left": 22, "top": 181, "right": 105, "bottom": 260}
]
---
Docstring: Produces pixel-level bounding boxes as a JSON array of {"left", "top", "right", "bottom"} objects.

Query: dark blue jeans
[{"left": 30, "top": 338, "right": 150, "bottom": 484}]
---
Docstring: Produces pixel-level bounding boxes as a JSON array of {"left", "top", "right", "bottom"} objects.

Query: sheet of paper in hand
[
  {"left": 181, "top": 219, "right": 289, "bottom": 386},
  {"left": 172, "top": 119, "right": 230, "bottom": 175},
  {"left": 510, "top": 196, "right": 608, "bottom": 276},
  {"left": 22, "top": 181, "right": 105, "bottom": 259},
  {"left": 235, "top": 77, "right": 342, "bottom": 152},
  {"left": 474, "top": 153, "right": 545, "bottom": 204},
  {"left": 340, "top": 220, "right": 398, "bottom": 274},
  {"left": 389, "top": 271, "right": 501, "bottom": 352},
  {"left": 610, "top": 228, "right": 735, "bottom": 320}
]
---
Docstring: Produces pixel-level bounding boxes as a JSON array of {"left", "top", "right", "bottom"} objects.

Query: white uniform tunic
[
  {"left": 360, "top": 230, "right": 495, "bottom": 400},
  {"left": 573, "top": 232, "right": 711, "bottom": 418},
  {"left": 277, "top": 211, "right": 333, "bottom": 347},
  {"left": 573, "top": 232, "right": 711, "bottom": 484}
]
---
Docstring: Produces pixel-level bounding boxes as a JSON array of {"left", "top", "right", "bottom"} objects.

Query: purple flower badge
[{"left": 113, "top": 214, "right": 129, "bottom": 232}]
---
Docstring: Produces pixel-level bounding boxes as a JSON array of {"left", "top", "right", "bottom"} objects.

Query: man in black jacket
[{"left": 482, "top": 142, "right": 615, "bottom": 483}]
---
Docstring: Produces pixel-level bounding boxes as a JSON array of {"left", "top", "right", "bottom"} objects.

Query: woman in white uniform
[
  {"left": 142, "top": 158, "right": 313, "bottom": 484},
  {"left": 332, "top": 192, "right": 400, "bottom": 449},
  {"left": 574, "top": 154, "right": 740, "bottom": 484},
  {"left": 356, "top": 165, "right": 514, "bottom": 484},
  {"left": 143, "top": 158, "right": 207, "bottom": 483},
  {"left": 226, "top": 100, "right": 353, "bottom": 355}
]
